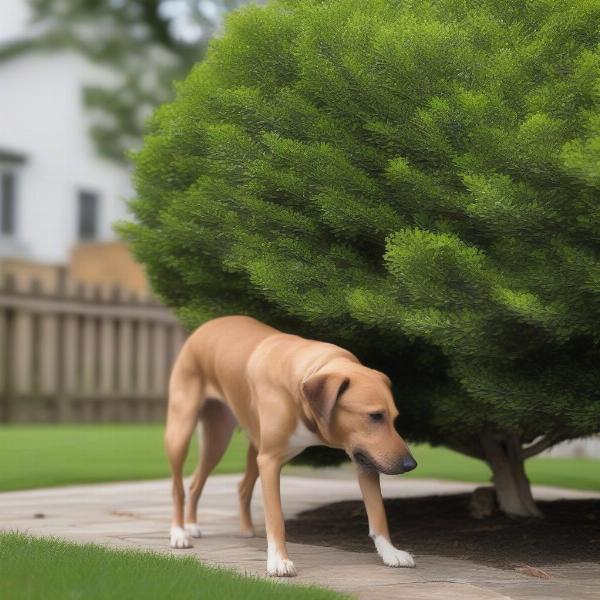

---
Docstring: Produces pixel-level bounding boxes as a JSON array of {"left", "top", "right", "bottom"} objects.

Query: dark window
[
  {"left": 78, "top": 190, "right": 99, "bottom": 241},
  {"left": 1, "top": 171, "right": 16, "bottom": 235}
]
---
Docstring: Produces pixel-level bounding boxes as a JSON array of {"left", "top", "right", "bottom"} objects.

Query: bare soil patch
[{"left": 286, "top": 494, "right": 600, "bottom": 568}]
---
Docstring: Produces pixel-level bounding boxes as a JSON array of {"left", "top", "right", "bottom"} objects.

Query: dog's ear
[
  {"left": 302, "top": 373, "right": 350, "bottom": 429},
  {"left": 375, "top": 370, "right": 392, "bottom": 388}
]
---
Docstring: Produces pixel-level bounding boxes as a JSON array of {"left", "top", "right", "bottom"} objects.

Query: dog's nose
[{"left": 401, "top": 455, "right": 417, "bottom": 473}]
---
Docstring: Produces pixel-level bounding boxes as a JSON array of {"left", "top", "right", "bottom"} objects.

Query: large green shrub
[{"left": 122, "top": 0, "right": 600, "bottom": 516}]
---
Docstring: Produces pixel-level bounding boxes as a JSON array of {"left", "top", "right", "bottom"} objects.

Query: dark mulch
[{"left": 286, "top": 494, "right": 600, "bottom": 568}]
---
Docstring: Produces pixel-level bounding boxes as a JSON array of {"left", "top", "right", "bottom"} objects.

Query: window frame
[
  {"left": 77, "top": 189, "right": 101, "bottom": 242},
  {"left": 0, "top": 165, "right": 18, "bottom": 238}
]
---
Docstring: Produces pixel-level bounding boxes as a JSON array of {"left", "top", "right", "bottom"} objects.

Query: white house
[{"left": 0, "top": 0, "right": 132, "bottom": 265}]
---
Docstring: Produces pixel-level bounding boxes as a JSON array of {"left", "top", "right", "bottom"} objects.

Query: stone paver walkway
[{"left": 1, "top": 475, "right": 599, "bottom": 599}]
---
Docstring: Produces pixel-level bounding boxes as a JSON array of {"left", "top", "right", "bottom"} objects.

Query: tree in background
[
  {"left": 21, "top": 0, "right": 253, "bottom": 161},
  {"left": 121, "top": 0, "right": 600, "bottom": 517}
]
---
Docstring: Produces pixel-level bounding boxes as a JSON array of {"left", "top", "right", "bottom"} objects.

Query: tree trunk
[{"left": 480, "top": 433, "right": 543, "bottom": 518}]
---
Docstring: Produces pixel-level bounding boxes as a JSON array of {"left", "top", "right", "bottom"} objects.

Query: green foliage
[{"left": 123, "top": 0, "right": 600, "bottom": 459}]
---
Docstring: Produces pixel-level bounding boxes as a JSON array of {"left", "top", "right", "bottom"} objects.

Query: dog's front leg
[
  {"left": 257, "top": 452, "right": 297, "bottom": 577},
  {"left": 356, "top": 467, "right": 415, "bottom": 568}
]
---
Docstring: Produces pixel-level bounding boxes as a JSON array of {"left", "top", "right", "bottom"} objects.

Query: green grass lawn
[
  {"left": 0, "top": 424, "right": 248, "bottom": 492},
  {"left": 0, "top": 424, "right": 598, "bottom": 492},
  {"left": 406, "top": 443, "right": 600, "bottom": 492},
  {"left": 0, "top": 532, "right": 347, "bottom": 600}
]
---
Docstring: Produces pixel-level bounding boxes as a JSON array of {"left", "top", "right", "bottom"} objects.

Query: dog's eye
[{"left": 369, "top": 412, "right": 384, "bottom": 423}]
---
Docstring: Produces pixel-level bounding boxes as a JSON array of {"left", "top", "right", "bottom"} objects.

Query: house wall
[
  {"left": 542, "top": 437, "right": 600, "bottom": 460},
  {"left": 0, "top": 49, "right": 132, "bottom": 264},
  {"left": 1, "top": 0, "right": 30, "bottom": 41}
]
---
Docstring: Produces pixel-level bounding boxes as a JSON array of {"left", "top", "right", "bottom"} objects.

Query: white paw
[
  {"left": 372, "top": 534, "right": 415, "bottom": 568},
  {"left": 184, "top": 522, "right": 202, "bottom": 538},
  {"left": 267, "top": 543, "right": 297, "bottom": 577},
  {"left": 170, "top": 525, "right": 193, "bottom": 549}
]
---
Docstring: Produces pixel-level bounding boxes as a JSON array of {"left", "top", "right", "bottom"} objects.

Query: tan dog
[{"left": 165, "top": 315, "right": 417, "bottom": 576}]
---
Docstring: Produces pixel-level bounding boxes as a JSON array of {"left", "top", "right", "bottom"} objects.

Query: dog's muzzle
[
  {"left": 353, "top": 450, "right": 418, "bottom": 475},
  {"left": 353, "top": 450, "right": 378, "bottom": 471}
]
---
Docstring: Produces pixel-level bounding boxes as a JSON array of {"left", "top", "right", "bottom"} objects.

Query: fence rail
[{"left": 0, "top": 274, "right": 187, "bottom": 423}]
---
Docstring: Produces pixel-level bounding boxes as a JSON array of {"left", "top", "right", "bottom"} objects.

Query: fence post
[
  {"left": 118, "top": 318, "right": 133, "bottom": 395},
  {"left": 151, "top": 323, "right": 168, "bottom": 420},
  {"left": 80, "top": 316, "right": 97, "bottom": 421},
  {"left": 135, "top": 320, "right": 150, "bottom": 420},
  {"left": 13, "top": 309, "right": 34, "bottom": 421},
  {"left": 99, "top": 317, "right": 115, "bottom": 396},
  {"left": 39, "top": 312, "right": 59, "bottom": 419},
  {"left": 152, "top": 323, "right": 168, "bottom": 392},
  {"left": 0, "top": 308, "right": 7, "bottom": 422},
  {"left": 61, "top": 314, "right": 78, "bottom": 421}
]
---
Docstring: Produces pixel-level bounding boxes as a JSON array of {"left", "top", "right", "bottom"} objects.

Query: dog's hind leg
[
  {"left": 164, "top": 356, "right": 204, "bottom": 549},
  {"left": 238, "top": 442, "right": 259, "bottom": 537},
  {"left": 184, "top": 399, "right": 237, "bottom": 537}
]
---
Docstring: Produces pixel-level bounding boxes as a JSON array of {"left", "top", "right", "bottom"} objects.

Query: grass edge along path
[
  {"left": 0, "top": 532, "right": 348, "bottom": 600},
  {"left": 1, "top": 424, "right": 599, "bottom": 493}
]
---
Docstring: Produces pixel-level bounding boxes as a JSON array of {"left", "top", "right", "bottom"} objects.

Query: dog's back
[{"left": 184, "top": 315, "right": 279, "bottom": 398}]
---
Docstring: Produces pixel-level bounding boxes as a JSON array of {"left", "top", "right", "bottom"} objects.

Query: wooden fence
[{"left": 0, "top": 274, "right": 187, "bottom": 423}]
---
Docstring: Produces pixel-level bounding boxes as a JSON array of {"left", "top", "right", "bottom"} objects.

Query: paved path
[{"left": 1, "top": 475, "right": 599, "bottom": 599}]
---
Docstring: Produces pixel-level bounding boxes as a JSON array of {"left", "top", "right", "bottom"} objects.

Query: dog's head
[{"left": 301, "top": 362, "right": 416, "bottom": 475}]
